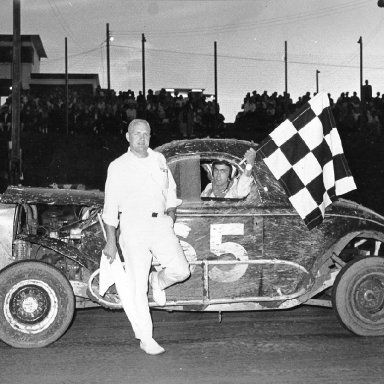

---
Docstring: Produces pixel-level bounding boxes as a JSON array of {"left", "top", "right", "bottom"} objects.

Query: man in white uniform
[
  {"left": 201, "top": 148, "right": 256, "bottom": 198},
  {"left": 102, "top": 119, "right": 190, "bottom": 355}
]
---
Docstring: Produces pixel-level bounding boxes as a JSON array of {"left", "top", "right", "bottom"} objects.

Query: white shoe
[
  {"left": 150, "top": 271, "right": 166, "bottom": 306},
  {"left": 140, "top": 338, "right": 165, "bottom": 355}
]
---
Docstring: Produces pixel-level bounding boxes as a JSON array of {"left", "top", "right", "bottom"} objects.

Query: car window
[
  {"left": 168, "top": 155, "right": 202, "bottom": 202},
  {"left": 168, "top": 154, "right": 259, "bottom": 204},
  {"left": 167, "top": 152, "right": 290, "bottom": 207}
]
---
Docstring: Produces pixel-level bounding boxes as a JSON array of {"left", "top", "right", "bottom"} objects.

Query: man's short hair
[{"left": 127, "top": 119, "right": 150, "bottom": 134}]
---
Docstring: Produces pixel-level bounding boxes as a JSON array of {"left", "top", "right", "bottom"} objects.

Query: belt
[{"left": 151, "top": 212, "right": 166, "bottom": 217}]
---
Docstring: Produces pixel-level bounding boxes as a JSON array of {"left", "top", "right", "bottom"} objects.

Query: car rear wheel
[
  {"left": 332, "top": 256, "right": 384, "bottom": 336},
  {"left": 0, "top": 260, "right": 75, "bottom": 348}
]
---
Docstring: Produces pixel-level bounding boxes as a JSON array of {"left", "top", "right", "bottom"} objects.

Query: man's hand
[
  {"left": 103, "top": 223, "right": 118, "bottom": 264},
  {"left": 166, "top": 208, "right": 176, "bottom": 223},
  {"left": 244, "top": 148, "right": 256, "bottom": 166},
  {"left": 103, "top": 241, "right": 118, "bottom": 264}
]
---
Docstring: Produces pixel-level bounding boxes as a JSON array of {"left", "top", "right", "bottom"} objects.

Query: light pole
[
  {"left": 65, "top": 37, "right": 69, "bottom": 134},
  {"left": 10, "top": 0, "right": 21, "bottom": 185},
  {"left": 316, "top": 70, "right": 320, "bottom": 94},
  {"left": 142, "top": 33, "right": 146, "bottom": 96},
  {"left": 214, "top": 41, "right": 218, "bottom": 135},
  {"left": 357, "top": 36, "right": 364, "bottom": 125},
  {"left": 284, "top": 41, "right": 288, "bottom": 94},
  {"left": 106, "top": 23, "right": 111, "bottom": 90}
]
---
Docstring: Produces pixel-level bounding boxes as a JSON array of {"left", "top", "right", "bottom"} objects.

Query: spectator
[
  {"left": 0, "top": 104, "right": 11, "bottom": 132},
  {"left": 363, "top": 80, "right": 373, "bottom": 102}
]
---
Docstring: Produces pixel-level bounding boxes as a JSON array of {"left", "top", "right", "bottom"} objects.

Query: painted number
[
  {"left": 174, "top": 222, "right": 197, "bottom": 273},
  {"left": 174, "top": 222, "right": 248, "bottom": 283},
  {"left": 209, "top": 223, "right": 249, "bottom": 283}
]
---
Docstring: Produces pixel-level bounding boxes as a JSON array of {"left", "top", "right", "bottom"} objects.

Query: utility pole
[
  {"left": 10, "top": 0, "right": 21, "bottom": 185},
  {"left": 357, "top": 36, "right": 364, "bottom": 125},
  {"left": 106, "top": 23, "right": 111, "bottom": 90},
  {"left": 316, "top": 70, "right": 320, "bottom": 94},
  {"left": 284, "top": 41, "right": 288, "bottom": 116},
  {"left": 142, "top": 33, "right": 146, "bottom": 96},
  {"left": 214, "top": 41, "right": 218, "bottom": 136},
  {"left": 65, "top": 37, "right": 69, "bottom": 135},
  {"left": 284, "top": 41, "right": 288, "bottom": 94}
]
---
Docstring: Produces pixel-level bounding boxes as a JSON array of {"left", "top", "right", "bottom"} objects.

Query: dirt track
[{"left": 1, "top": 306, "right": 384, "bottom": 384}]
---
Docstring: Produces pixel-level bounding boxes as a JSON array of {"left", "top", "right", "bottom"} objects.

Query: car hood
[{"left": 0, "top": 185, "right": 104, "bottom": 206}]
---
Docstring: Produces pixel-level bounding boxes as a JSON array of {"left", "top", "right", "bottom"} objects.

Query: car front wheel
[
  {"left": 332, "top": 256, "right": 384, "bottom": 336},
  {"left": 0, "top": 260, "right": 75, "bottom": 348}
]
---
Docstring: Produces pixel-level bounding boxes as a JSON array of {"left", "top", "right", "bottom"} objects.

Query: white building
[
  {"left": 0, "top": 34, "right": 99, "bottom": 98},
  {"left": 0, "top": 34, "right": 47, "bottom": 96}
]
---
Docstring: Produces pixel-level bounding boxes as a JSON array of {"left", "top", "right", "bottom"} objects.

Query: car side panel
[
  {"left": 0, "top": 203, "right": 16, "bottom": 271},
  {"left": 168, "top": 212, "right": 262, "bottom": 302},
  {"left": 166, "top": 203, "right": 311, "bottom": 304}
]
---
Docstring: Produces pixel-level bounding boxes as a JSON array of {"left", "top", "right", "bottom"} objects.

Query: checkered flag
[{"left": 257, "top": 92, "right": 356, "bottom": 230}]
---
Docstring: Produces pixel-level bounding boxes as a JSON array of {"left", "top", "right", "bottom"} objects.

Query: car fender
[
  {"left": 302, "top": 230, "right": 384, "bottom": 300},
  {"left": 318, "top": 230, "right": 384, "bottom": 270},
  {"left": 0, "top": 203, "right": 16, "bottom": 271}
]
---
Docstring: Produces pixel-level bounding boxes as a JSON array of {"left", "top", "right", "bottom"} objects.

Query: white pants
[{"left": 114, "top": 214, "right": 190, "bottom": 341}]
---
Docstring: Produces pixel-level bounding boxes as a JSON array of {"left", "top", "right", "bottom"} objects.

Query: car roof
[{"left": 155, "top": 138, "right": 259, "bottom": 161}]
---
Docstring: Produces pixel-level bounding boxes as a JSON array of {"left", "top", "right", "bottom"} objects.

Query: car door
[
  {"left": 165, "top": 153, "right": 267, "bottom": 306},
  {"left": 166, "top": 153, "right": 315, "bottom": 308}
]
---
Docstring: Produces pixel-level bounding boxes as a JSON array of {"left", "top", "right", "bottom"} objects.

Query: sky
[{"left": 0, "top": 0, "right": 384, "bottom": 122}]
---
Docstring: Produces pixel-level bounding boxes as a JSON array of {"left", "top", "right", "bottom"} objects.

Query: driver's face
[{"left": 212, "top": 164, "right": 231, "bottom": 187}]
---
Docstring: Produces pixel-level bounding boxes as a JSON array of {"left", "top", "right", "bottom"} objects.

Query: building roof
[
  {"left": 163, "top": 88, "right": 205, "bottom": 93},
  {"left": 31, "top": 73, "right": 99, "bottom": 80},
  {"left": 0, "top": 35, "right": 47, "bottom": 58}
]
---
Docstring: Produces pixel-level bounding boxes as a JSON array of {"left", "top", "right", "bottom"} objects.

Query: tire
[
  {"left": 332, "top": 256, "right": 384, "bottom": 336},
  {"left": 0, "top": 260, "right": 75, "bottom": 348}
]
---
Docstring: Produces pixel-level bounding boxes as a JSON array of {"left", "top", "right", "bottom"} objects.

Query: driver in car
[{"left": 201, "top": 148, "right": 256, "bottom": 198}]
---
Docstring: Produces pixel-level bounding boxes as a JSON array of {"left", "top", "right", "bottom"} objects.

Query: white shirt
[
  {"left": 102, "top": 148, "right": 180, "bottom": 227},
  {"left": 201, "top": 173, "right": 253, "bottom": 199}
]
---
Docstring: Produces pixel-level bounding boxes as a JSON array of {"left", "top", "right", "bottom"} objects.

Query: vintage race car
[{"left": 1, "top": 138, "right": 384, "bottom": 348}]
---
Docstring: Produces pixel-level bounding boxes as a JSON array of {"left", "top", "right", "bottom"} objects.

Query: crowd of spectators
[
  {"left": 0, "top": 82, "right": 383, "bottom": 143},
  {"left": 235, "top": 81, "right": 383, "bottom": 142},
  {"left": 0, "top": 85, "right": 225, "bottom": 138}
]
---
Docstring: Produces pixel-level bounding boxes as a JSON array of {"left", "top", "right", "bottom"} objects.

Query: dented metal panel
[
  {"left": 0, "top": 204, "right": 16, "bottom": 270},
  {"left": 0, "top": 186, "right": 104, "bottom": 206},
  {"left": 15, "top": 233, "right": 99, "bottom": 270}
]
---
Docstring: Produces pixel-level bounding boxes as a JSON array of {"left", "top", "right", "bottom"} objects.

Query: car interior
[{"left": 168, "top": 154, "right": 253, "bottom": 202}]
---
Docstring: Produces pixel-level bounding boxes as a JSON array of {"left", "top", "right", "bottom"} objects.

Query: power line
[
  {"left": 325, "top": 15, "right": 384, "bottom": 79},
  {"left": 44, "top": 41, "right": 384, "bottom": 77},
  {"left": 109, "top": 44, "right": 384, "bottom": 71},
  {"left": 112, "top": 0, "right": 371, "bottom": 37},
  {"left": 44, "top": 45, "right": 104, "bottom": 62},
  {"left": 46, "top": 0, "right": 85, "bottom": 49}
]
